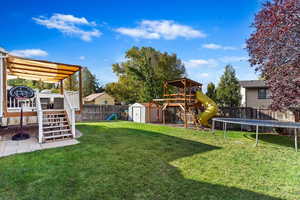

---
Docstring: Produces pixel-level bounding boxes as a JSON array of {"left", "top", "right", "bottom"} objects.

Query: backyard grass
[{"left": 0, "top": 121, "right": 299, "bottom": 200}]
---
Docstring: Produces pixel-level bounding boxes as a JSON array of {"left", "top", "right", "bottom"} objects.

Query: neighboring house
[
  {"left": 239, "top": 80, "right": 272, "bottom": 109},
  {"left": 83, "top": 93, "right": 115, "bottom": 105}
]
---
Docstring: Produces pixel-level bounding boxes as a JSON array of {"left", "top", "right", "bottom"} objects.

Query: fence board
[{"left": 80, "top": 104, "right": 128, "bottom": 121}]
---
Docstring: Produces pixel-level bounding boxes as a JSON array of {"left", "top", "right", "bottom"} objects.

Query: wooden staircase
[{"left": 42, "top": 111, "right": 73, "bottom": 142}]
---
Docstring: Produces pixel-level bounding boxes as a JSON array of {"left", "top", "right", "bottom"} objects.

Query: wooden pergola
[{"left": 3, "top": 56, "right": 83, "bottom": 117}]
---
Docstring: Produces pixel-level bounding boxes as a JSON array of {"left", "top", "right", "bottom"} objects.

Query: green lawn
[{"left": 0, "top": 121, "right": 299, "bottom": 200}]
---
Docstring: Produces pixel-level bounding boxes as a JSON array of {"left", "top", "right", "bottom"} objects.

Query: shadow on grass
[
  {"left": 247, "top": 133, "right": 298, "bottom": 149},
  {"left": 0, "top": 123, "right": 283, "bottom": 200},
  {"left": 75, "top": 124, "right": 282, "bottom": 200}
]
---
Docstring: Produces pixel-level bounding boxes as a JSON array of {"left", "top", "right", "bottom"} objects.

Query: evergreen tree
[
  {"left": 216, "top": 65, "right": 241, "bottom": 107},
  {"left": 82, "top": 67, "right": 102, "bottom": 97},
  {"left": 206, "top": 82, "right": 217, "bottom": 102},
  {"left": 63, "top": 73, "right": 79, "bottom": 91}
]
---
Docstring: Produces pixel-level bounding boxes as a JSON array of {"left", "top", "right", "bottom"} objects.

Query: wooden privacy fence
[{"left": 80, "top": 105, "right": 129, "bottom": 121}]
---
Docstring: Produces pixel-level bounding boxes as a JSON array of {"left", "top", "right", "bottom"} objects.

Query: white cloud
[
  {"left": 10, "top": 49, "right": 48, "bottom": 57},
  {"left": 33, "top": 13, "right": 101, "bottom": 41},
  {"left": 184, "top": 59, "right": 218, "bottom": 68},
  {"left": 184, "top": 55, "right": 249, "bottom": 69},
  {"left": 199, "top": 73, "right": 209, "bottom": 77},
  {"left": 202, "top": 43, "right": 237, "bottom": 50},
  {"left": 79, "top": 56, "right": 85, "bottom": 60},
  {"left": 116, "top": 20, "right": 206, "bottom": 40},
  {"left": 219, "top": 56, "right": 249, "bottom": 63}
]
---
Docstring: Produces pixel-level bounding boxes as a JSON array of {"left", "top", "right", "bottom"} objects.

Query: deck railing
[
  {"left": 64, "top": 91, "right": 80, "bottom": 110},
  {"left": 7, "top": 91, "right": 79, "bottom": 112},
  {"left": 64, "top": 92, "right": 76, "bottom": 138},
  {"left": 8, "top": 96, "right": 36, "bottom": 110}
]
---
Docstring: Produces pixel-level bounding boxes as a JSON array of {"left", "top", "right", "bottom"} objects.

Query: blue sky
[{"left": 0, "top": 0, "right": 263, "bottom": 88}]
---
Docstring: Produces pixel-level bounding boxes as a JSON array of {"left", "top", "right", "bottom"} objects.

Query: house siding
[
  {"left": 245, "top": 88, "right": 272, "bottom": 108},
  {"left": 94, "top": 93, "right": 115, "bottom": 105}
]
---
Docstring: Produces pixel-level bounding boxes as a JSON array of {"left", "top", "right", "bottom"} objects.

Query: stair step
[
  {"left": 43, "top": 110, "right": 65, "bottom": 114},
  {"left": 43, "top": 125, "right": 70, "bottom": 129},
  {"left": 43, "top": 115, "right": 66, "bottom": 118},
  {"left": 44, "top": 133, "right": 73, "bottom": 140},
  {"left": 43, "top": 118, "right": 67, "bottom": 121},
  {"left": 43, "top": 120, "right": 68, "bottom": 125},
  {"left": 44, "top": 129, "right": 71, "bottom": 135}
]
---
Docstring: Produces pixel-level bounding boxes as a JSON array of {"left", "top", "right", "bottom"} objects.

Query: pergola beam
[
  {"left": 8, "top": 72, "right": 63, "bottom": 82},
  {"left": 9, "top": 64, "right": 75, "bottom": 75},
  {"left": 9, "top": 69, "right": 69, "bottom": 78},
  {"left": 8, "top": 62, "right": 79, "bottom": 73}
]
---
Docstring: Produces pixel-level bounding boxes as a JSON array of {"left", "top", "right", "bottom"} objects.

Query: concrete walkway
[
  {"left": 0, "top": 129, "right": 83, "bottom": 158},
  {"left": 0, "top": 138, "right": 79, "bottom": 158}
]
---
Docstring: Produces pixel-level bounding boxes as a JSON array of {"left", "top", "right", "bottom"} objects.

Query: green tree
[
  {"left": 107, "top": 46, "right": 186, "bottom": 103},
  {"left": 64, "top": 73, "right": 79, "bottom": 91},
  {"left": 206, "top": 82, "right": 217, "bottom": 102},
  {"left": 8, "top": 78, "right": 55, "bottom": 91},
  {"left": 216, "top": 65, "right": 241, "bottom": 107},
  {"left": 82, "top": 67, "right": 102, "bottom": 97}
]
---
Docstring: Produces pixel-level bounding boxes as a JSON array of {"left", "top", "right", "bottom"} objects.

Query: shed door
[{"left": 133, "top": 107, "right": 141, "bottom": 122}]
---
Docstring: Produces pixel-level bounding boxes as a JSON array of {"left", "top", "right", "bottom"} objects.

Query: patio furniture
[
  {"left": 53, "top": 97, "right": 64, "bottom": 109},
  {"left": 40, "top": 98, "right": 51, "bottom": 110}
]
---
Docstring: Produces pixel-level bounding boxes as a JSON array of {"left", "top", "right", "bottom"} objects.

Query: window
[
  {"left": 104, "top": 100, "right": 108, "bottom": 105},
  {"left": 258, "top": 88, "right": 267, "bottom": 99}
]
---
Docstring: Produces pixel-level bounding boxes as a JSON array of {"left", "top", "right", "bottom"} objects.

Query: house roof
[
  {"left": 84, "top": 93, "right": 106, "bottom": 101},
  {"left": 239, "top": 80, "right": 268, "bottom": 88},
  {"left": 6, "top": 56, "right": 81, "bottom": 83}
]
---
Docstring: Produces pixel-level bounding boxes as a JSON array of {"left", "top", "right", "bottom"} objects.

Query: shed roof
[
  {"left": 6, "top": 56, "right": 81, "bottom": 83},
  {"left": 239, "top": 80, "right": 267, "bottom": 88}
]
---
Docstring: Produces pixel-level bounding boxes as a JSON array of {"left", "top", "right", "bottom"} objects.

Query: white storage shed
[{"left": 128, "top": 103, "right": 161, "bottom": 123}]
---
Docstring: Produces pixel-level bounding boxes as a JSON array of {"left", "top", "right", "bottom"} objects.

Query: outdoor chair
[
  {"left": 53, "top": 97, "right": 64, "bottom": 109},
  {"left": 40, "top": 98, "right": 51, "bottom": 110}
]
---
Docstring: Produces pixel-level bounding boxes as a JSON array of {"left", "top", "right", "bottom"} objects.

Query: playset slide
[
  {"left": 106, "top": 113, "right": 118, "bottom": 120},
  {"left": 195, "top": 90, "right": 218, "bottom": 127}
]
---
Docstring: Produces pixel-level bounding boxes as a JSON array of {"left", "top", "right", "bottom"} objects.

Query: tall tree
[
  {"left": 206, "top": 82, "right": 217, "bottom": 102},
  {"left": 246, "top": 0, "right": 300, "bottom": 110},
  {"left": 107, "top": 46, "right": 186, "bottom": 103},
  {"left": 64, "top": 73, "right": 79, "bottom": 91},
  {"left": 216, "top": 65, "right": 241, "bottom": 107},
  {"left": 82, "top": 67, "right": 102, "bottom": 97}
]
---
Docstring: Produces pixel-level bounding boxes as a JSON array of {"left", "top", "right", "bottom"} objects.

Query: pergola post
[
  {"left": 79, "top": 67, "right": 83, "bottom": 112},
  {"left": 60, "top": 80, "right": 64, "bottom": 95},
  {"left": 69, "top": 76, "right": 72, "bottom": 90},
  {"left": 3, "top": 59, "right": 7, "bottom": 117}
]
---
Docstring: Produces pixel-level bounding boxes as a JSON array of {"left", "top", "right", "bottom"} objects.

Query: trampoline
[{"left": 212, "top": 118, "right": 300, "bottom": 152}]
